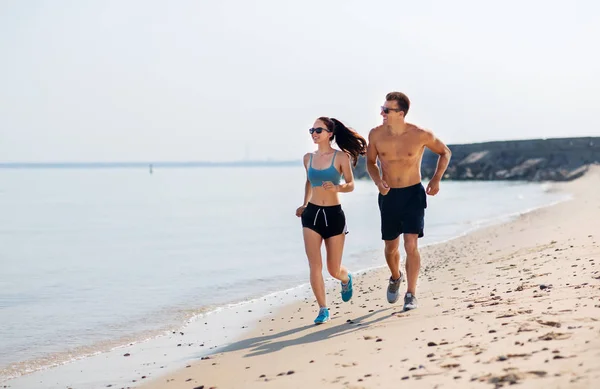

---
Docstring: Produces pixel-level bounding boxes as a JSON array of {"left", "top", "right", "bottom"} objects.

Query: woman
[{"left": 295, "top": 117, "right": 368, "bottom": 324}]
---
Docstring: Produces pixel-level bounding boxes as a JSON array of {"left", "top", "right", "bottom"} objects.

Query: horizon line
[
  {"left": 0, "top": 160, "right": 299, "bottom": 167},
  {"left": 2, "top": 135, "right": 598, "bottom": 166}
]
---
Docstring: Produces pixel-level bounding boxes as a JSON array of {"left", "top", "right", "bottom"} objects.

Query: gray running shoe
[
  {"left": 403, "top": 292, "right": 418, "bottom": 311},
  {"left": 386, "top": 275, "right": 402, "bottom": 304}
]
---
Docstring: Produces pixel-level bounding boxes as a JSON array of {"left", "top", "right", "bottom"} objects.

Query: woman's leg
[
  {"left": 324, "top": 234, "right": 349, "bottom": 283},
  {"left": 303, "top": 227, "right": 326, "bottom": 308},
  {"left": 325, "top": 233, "right": 353, "bottom": 302}
]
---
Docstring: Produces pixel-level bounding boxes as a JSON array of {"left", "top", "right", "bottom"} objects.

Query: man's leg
[
  {"left": 379, "top": 192, "right": 403, "bottom": 304},
  {"left": 384, "top": 238, "right": 402, "bottom": 280},
  {"left": 403, "top": 234, "right": 420, "bottom": 295},
  {"left": 384, "top": 237, "right": 403, "bottom": 303},
  {"left": 403, "top": 233, "right": 420, "bottom": 310}
]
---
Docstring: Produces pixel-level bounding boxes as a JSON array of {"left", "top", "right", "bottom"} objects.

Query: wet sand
[{"left": 139, "top": 166, "right": 600, "bottom": 389}]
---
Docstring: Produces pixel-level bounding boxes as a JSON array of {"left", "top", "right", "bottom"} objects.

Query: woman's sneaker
[
  {"left": 341, "top": 273, "right": 353, "bottom": 302},
  {"left": 314, "top": 307, "right": 330, "bottom": 324}
]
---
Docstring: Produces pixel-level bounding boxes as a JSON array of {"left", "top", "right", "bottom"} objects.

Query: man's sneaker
[
  {"left": 386, "top": 274, "right": 403, "bottom": 304},
  {"left": 341, "top": 273, "right": 353, "bottom": 302},
  {"left": 403, "top": 292, "right": 418, "bottom": 311},
  {"left": 314, "top": 307, "right": 330, "bottom": 324}
]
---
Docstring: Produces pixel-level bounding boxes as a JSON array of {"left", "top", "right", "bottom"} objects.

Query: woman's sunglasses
[
  {"left": 309, "top": 127, "right": 332, "bottom": 134},
  {"left": 381, "top": 106, "right": 403, "bottom": 114}
]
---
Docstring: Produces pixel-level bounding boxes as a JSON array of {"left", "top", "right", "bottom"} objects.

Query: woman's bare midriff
[{"left": 309, "top": 187, "right": 341, "bottom": 206}]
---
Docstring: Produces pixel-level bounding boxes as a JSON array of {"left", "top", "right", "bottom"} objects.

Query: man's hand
[
  {"left": 378, "top": 180, "right": 390, "bottom": 195},
  {"left": 296, "top": 205, "right": 307, "bottom": 217},
  {"left": 322, "top": 181, "right": 339, "bottom": 192},
  {"left": 426, "top": 178, "right": 440, "bottom": 196}
]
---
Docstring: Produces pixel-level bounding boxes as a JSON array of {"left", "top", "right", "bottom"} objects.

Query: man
[{"left": 366, "top": 91, "right": 451, "bottom": 311}]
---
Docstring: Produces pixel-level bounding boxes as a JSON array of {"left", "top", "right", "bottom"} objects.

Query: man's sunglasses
[
  {"left": 309, "top": 127, "right": 332, "bottom": 134},
  {"left": 381, "top": 106, "right": 403, "bottom": 114}
]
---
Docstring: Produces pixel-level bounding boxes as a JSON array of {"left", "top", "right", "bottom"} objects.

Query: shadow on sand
[{"left": 196, "top": 307, "right": 402, "bottom": 359}]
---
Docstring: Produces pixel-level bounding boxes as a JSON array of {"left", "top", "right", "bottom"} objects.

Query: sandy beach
[{"left": 140, "top": 166, "right": 600, "bottom": 389}]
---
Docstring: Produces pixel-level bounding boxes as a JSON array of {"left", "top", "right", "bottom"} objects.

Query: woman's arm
[
  {"left": 296, "top": 153, "right": 312, "bottom": 216},
  {"left": 301, "top": 153, "right": 312, "bottom": 204},
  {"left": 336, "top": 152, "right": 355, "bottom": 193}
]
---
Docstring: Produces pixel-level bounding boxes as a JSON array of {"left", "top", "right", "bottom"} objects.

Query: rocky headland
[{"left": 353, "top": 137, "right": 599, "bottom": 182}]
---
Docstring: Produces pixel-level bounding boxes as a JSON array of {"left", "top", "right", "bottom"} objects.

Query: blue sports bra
[{"left": 307, "top": 151, "right": 342, "bottom": 187}]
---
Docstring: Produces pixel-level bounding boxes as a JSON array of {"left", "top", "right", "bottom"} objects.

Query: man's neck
[{"left": 387, "top": 120, "right": 408, "bottom": 134}]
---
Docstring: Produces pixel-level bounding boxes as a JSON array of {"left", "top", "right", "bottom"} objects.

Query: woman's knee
[
  {"left": 309, "top": 260, "right": 323, "bottom": 273},
  {"left": 327, "top": 265, "right": 340, "bottom": 278}
]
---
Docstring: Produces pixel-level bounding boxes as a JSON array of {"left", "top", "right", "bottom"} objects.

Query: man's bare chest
[{"left": 376, "top": 136, "right": 423, "bottom": 161}]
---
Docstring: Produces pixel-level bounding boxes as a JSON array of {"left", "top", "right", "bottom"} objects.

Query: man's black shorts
[{"left": 378, "top": 182, "right": 427, "bottom": 240}]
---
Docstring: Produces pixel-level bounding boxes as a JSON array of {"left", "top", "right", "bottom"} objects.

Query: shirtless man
[{"left": 366, "top": 92, "right": 451, "bottom": 311}]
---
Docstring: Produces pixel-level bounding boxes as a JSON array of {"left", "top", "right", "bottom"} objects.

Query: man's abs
[
  {"left": 381, "top": 159, "right": 422, "bottom": 188},
  {"left": 371, "top": 123, "right": 428, "bottom": 188}
]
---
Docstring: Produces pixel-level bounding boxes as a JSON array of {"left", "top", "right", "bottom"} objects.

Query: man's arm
[
  {"left": 423, "top": 129, "right": 451, "bottom": 195},
  {"left": 366, "top": 129, "right": 382, "bottom": 186}
]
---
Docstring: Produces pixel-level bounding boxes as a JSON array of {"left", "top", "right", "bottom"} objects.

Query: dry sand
[{"left": 140, "top": 166, "right": 600, "bottom": 389}]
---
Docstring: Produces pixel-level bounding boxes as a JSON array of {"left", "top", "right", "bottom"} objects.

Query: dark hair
[
  {"left": 386, "top": 91, "right": 410, "bottom": 115},
  {"left": 318, "top": 117, "right": 367, "bottom": 167}
]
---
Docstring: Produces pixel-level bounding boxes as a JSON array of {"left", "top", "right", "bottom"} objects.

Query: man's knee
[
  {"left": 384, "top": 239, "right": 400, "bottom": 256},
  {"left": 404, "top": 236, "right": 419, "bottom": 255}
]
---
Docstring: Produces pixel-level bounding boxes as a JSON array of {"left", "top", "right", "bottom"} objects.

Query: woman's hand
[
  {"left": 322, "top": 181, "right": 339, "bottom": 192},
  {"left": 296, "top": 205, "right": 307, "bottom": 217}
]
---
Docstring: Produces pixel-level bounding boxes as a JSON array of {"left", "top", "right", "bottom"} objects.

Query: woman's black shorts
[{"left": 301, "top": 203, "right": 348, "bottom": 239}]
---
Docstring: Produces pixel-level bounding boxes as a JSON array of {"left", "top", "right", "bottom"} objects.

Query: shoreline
[
  {"left": 139, "top": 166, "right": 600, "bottom": 389},
  {"left": 0, "top": 284, "right": 319, "bottom": 384},
  {"left": 0, "top": 184, "right": 571, "bottom": 387}
]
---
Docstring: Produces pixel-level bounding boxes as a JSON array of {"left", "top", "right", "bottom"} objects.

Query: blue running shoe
[
  {"left": 314, "top": 307, "right": 329, "bottom": 324},
  {"left": 341, "top": 273, "right": 353, "bottom": 302}
]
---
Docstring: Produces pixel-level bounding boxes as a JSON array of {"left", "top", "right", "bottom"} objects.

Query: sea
[{"left": 0, "top": 165, "right": 570, "bottom": 388}]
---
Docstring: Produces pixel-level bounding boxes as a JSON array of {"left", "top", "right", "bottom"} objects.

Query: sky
[{"left": 1, "top": 0, "right": 599, "bottom": 162}]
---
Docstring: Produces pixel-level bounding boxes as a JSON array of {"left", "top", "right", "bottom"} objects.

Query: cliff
[{"left": 353, "top": 137, "right": 600, "bottom": 182}]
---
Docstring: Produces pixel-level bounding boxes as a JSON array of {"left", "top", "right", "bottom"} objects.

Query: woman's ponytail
[{"left": 319, "top": 117, "right": 367, "bottom": 167}]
